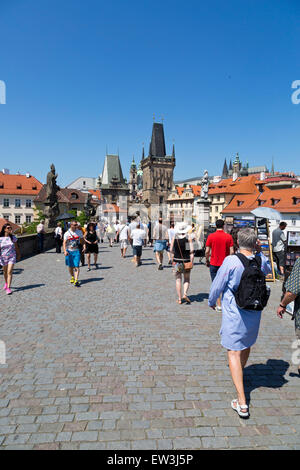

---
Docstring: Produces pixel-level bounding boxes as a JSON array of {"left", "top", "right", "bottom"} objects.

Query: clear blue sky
[{"left": 0, "top": 0, "right": 300, "bottom": 186}]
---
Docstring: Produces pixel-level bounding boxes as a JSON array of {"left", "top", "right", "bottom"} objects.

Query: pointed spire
[
  {"left": 149, "top": 122, "right": 166, "bottom": 158},
  {"left": 229, "top": 159, "right": 233, "bottom": 171},
  {"left": 222, "top": 158, "right": 228, "bottom": 179},
  {"left": 172, "top": 143, "right": 175, "bottom": 158},
  {"left": 271, "top": 158, "right": 275, "bottom": 176},
  {"left": 142, "top": 145, "right": 145, "bottom": 160}
]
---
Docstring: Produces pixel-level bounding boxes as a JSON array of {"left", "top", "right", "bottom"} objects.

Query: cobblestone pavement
[{"left": 0, "top": 243, "right": 299, "bottom": 450}]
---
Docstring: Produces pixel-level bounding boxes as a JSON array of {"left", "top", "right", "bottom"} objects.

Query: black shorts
[
  {"left": 133, "top": 245, "right": 142, "bottom": 257},
  {"left": 85, "top": 244, "right": 99, "bottom": 254}
]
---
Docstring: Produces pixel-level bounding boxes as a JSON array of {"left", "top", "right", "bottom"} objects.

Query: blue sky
[{"left": 0, "top": 0, "right": 300, "bottom": 186}]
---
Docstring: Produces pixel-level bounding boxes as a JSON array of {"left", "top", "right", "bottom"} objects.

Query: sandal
[
  {"left": 183, "top": 295, "right": 191, "bottom": 304},
  {"left": 231, "top": 399, "right": 249, "bottom": 418},
  {"left": 176, "top": 299, "right": 182, "bottom": 304}
]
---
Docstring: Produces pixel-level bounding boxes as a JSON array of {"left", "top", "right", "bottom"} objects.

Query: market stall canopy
[{"left": 251, "top": 207, "right": 282, "bottom": 220}]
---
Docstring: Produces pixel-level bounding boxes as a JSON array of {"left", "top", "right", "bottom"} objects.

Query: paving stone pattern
[{"left": 0, "top": 244, "right": 299, "bottom": 450}]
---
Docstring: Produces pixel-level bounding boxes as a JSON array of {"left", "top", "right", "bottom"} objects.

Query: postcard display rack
[
  {"left": 284, "top": 231, "right": 300, "bottom": 278},
  {"left": 255, "top": 217, "right": 276, "bottom": 282}
]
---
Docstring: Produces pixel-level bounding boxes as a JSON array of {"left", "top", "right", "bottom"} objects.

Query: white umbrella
[{"left": 251, "top": 207, "right": 282, "bottom": 220}]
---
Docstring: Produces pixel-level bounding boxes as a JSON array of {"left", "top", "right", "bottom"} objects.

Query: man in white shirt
[
  {"left": 272, "top": 222, "right": 287, "bottom": 276},
  {"left": 129, "top": 222, "right": 146, "bottom": 267},
  {"left": 118, "top": 220, "right": 129, "bottom": 258},
  {"left": 37, "top": 220, "right": 45, "bottom": 253}
]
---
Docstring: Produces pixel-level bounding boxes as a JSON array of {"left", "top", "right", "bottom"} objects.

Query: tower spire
[{"left": 222, "top": 158, "right": 228, "bottom": 179}]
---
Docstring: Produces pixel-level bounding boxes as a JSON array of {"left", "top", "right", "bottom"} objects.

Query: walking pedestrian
[
  {"left": 106, "top": 222, "right": 116, "bottom": 247},
  {"left": 167, "top": 222, "right": 176, "bottom": 265},
  {"left": 129, "top": 222, "right": 147, "bottom": 267},
  {"left": 272, "top": 222, "right": 287, "bottom": 278},
  {"left": 208, "top": 228, "right": 271, "bottom": 418},
  {"left": 153, "top": 218, "right": 168, "bottom": 270},
  {"left": 205, "top": 219, "right": 234, "bottom": 311},
  {"left": 84, "top": 222, "right": 100, "bottom": 271},
  {"left": 0, "top": 223, "right": 21, "bottom": 295},
  {"left": 54, "top": 222, "right": 63, "bottom": 253},
  {"left": 170, "top": 222, "right": 194, "bottom": 304},
  {"left": 118, "top": 220, "right": 130, "bottom": 258},
  {"left": 63, "top": 220, "right": 84, "bottom": 287},
  {"left": 36, "top": 219, "right": 45, "bottom": 253},
  {"left": 77, "top": 223, "right": 85, "bottom": 266},
  {"left": 277, "top": 257, "right": 300, "bottom": 375}
]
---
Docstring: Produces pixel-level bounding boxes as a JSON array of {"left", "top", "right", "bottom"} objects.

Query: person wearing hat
[{"left": 170, "top": 222, "right": 195, "bottom": 304}]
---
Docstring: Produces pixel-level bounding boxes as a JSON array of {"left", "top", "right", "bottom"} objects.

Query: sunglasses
[{"left": 6, "top": 226, "right": 12, "bottom": 230}]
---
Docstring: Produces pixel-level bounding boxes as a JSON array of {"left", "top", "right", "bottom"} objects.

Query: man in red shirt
[{"left": 205, "top": 219, "right": 234, "bottom": 311}]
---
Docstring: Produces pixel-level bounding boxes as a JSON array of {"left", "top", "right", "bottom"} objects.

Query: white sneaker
[{"left": 215, "top": 306, "right": 222, "bottom": 312}]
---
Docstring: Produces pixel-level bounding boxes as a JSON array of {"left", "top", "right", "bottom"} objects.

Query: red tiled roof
[
  {"left": 209, "top": 176, "right": 258, "bottom": 195},
  {"left": 223, "top": 187, "right": 300, "bottom": 214},
  {"left": 0, "top": 173, "right": 43, "bottom": 195}
]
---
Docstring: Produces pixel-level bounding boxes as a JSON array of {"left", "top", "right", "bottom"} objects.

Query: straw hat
[{"left": 174, "top": 222, "right": 192, "bottom": 238}]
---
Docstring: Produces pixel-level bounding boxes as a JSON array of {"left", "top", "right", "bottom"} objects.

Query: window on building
[
  {"left": 271, "top": 198, "right": 280, "bottom": 206},
  {"left": 215, "top": 206, "right": 219, "bottom": 213},
  {"left": 237, "top": 200, "right": 244, "bottom": 207},
  {"left": 32, "top": 185, "right": 37, "bottom": 190},
  {"left": 26, "top": 199, "right": 32, "bottom": 208},
  {"left": 3, "top": 214, "right": 9, "bottom": 220},
  {"left": 26, "top": 215, "right": 32, "bottom": 224},
  {"left": 160, "top": 196, "right": 164, "bottom": 204},
  {"left": 292, "top": 197, "right": 300, "bottom": 205},
  {"left": 71, "top": 193, "right": 78, "bottom": 200},
  {"left": 15, "top": 199, "right": 21, "bottom": 208},
  {"left": 3, "top": 198, "right": 9, "bottom": 207},
  {"left": 15, "top": 215, "right": 21, "bottom": 224},
  {"left": 0, "top": 182, "right": 3, "bottom": 188},
  {"left": 16, "top": 183, "right": 22, "bottom": 189}
]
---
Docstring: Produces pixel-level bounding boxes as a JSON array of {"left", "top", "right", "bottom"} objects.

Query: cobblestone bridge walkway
[{"left": 0, "top": 244, "right": 299, "bottom": 450}]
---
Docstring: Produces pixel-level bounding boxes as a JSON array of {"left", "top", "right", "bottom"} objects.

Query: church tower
[
  {"left": 129, "top": 156, "right": 137, "bottom": 202},
  {"left": 141, "top": 122, "right": 176, "bottom": 205}
]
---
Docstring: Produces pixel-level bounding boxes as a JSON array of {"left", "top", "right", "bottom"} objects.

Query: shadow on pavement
[
  {"left": 14, "top": 283, "right": 46, "bottom": 291},
  {"left": 12, "top": 268, "right": 24, "bottom": 275},
  {"left": 244, "top": 359, "right": 290, "bottom": 404},
  {"left": 188, "top": 293, "right": 209, "bottom": 303},
  {"left": 80, "top": 277, "right": 104, "bottom": 285}
]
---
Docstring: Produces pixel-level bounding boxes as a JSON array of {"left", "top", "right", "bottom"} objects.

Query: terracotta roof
[
  {"left": 88, "top": 189, "right": 101, "bottom": 201},
  {"left": 0, "top": 218, "right": 21, "bottom": 233},
  {"left": 223, "top": 187, "right": 300, "bottom": 214},
  {"left": 175, "top": 185, "right": 202, "bottom": 197},
  {"left": 209, "top": 176, "right": 257, "bottom": 195},
  {"left": 0, "top": 173, "right": 43, "bottom": 195},
  {"left": 35, "top": 186, "right": 100, "bottom": 205}
]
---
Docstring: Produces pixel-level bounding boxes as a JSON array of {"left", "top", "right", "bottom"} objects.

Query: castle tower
[{"left": 141, "top": 122, "right": 176, "bottom": 205}]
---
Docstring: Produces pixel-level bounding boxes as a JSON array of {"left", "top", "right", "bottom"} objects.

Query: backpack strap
[{"left": 235, "top": 253, "right": 250, "bottom": 268}]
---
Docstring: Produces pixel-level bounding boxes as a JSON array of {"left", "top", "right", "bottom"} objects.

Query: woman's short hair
[{"left": 237, "top": 228, "right": 257, "bottom": 251}]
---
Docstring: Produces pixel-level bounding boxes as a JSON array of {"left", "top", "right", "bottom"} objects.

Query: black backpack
[{"left": 234, "top": 253, "right": 270, "bottom": 311}]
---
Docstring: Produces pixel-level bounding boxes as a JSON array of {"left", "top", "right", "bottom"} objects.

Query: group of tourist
[{"left": 1, "top": 216, "right": 299, "bottom": 420}]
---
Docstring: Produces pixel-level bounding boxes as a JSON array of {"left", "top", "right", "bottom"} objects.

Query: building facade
[{"left": 0, "top": 171, "right": 43, "bottom": 225}]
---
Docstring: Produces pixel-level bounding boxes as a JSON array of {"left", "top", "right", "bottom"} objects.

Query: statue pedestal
[{"left": 194, "top": 198, "right": 210, "bottom": 234}]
